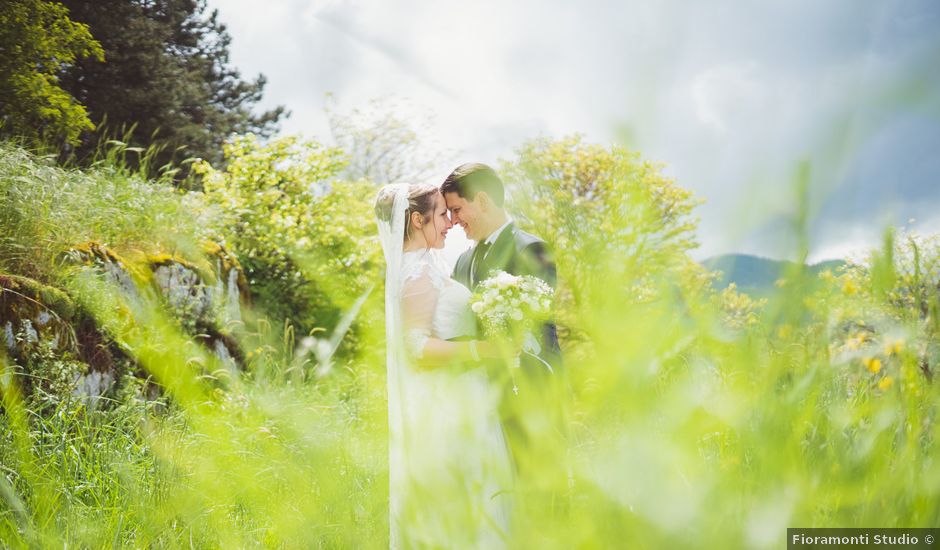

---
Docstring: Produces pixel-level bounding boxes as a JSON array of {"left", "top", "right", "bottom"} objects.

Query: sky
[{"left": 208, "top": 0, "right": 940, "bottom": 264}]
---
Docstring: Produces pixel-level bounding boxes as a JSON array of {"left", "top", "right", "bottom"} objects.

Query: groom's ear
[{"left": 475, "top": 191, "right": 492, "bottom": 211}]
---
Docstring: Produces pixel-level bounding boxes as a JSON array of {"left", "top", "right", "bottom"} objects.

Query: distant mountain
[{"left": 702, "top": 254, "right": 845, "bottom": 295}]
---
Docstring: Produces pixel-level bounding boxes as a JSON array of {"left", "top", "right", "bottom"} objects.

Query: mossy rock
[
  {"left": 1, "top": 273, "right": 79, "bottom": 357},
  {"left": 145, "top": 256, "right": 246, "bottom": 370},
  {"left": 196, "top": 332, "right": 245, "bottom": 374},
  {"left": 148, "top": 257, "right": 213, "bottom": 330},
  {"left": 61, "top": 241, "right": 247, "bottom": 372},
  {"left": 61, "top": 242, "right": 144, "bottom": 297},
  {"left": 0, "top": 273, "right": 127, "bottom": 406},
  {"left": 144, "top": 243, "right": 249, "bottom": 328},
  {"left": 64, "top": 239, "right": 249, "bottom": 309},
  {"left": 147, "top": 252, "right": 212, "bottom": 282},
  {"left": 201, "top": 241, "right": 250, "bottom": 303}
]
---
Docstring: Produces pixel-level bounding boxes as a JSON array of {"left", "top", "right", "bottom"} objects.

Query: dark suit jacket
[{"left": 453, "top": 223, "right": 562, "bottom": 374}]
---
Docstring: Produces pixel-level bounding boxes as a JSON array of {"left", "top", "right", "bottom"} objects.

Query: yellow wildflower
[
  {"left": 863, "top": 357, "right": 882, "bottom": 374},
  {"left": 878, "top": 376, "right": 894, "bottom": 390},
  {"left": 884, "top": 340, "right": 903, "bottom": 356},
  {"left": 842, "top": 279, "right": 858, "bottom": 295},
  {"left": 845, "top": 333, "right": 867, "bottom": 351}
]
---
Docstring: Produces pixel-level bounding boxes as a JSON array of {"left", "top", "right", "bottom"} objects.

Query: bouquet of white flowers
[{"left": 470, "top": 271, "right": 553, "bottom": 387}]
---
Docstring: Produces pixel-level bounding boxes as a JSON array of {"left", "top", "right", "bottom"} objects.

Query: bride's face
[{"left": 421, "top": 192, "right": 453, "bottom": 249}]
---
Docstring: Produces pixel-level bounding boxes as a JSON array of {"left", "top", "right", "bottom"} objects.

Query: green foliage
[
  {"left": 0, "top": 0, "right": 104, "bottom": 147},
  {"left": 56, "top": 0, "right": 286, "bottom": 176},
  {"left": 822, "top": 229, "right": 940, "bottom": 382},
  {"left": 194, "top": 134, "right": 382, "bottom": 342},
  {"left": 712, "top": 282, "right": 767, "bottom": 330},
  {"left": 502, "top": 135, "right": 701, "bottom": 307},
  {"left": 0, "top": 283, "right": 386, "bottom": 547}
]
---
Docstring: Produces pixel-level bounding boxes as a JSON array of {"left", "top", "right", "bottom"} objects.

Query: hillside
[{"left": 703, "top": 253, "right": 845, "bottom": 295}]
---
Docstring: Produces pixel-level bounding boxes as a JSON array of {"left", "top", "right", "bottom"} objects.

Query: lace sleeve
[{"left": 401, "top": 266, "right": 440, "bottom": 359}]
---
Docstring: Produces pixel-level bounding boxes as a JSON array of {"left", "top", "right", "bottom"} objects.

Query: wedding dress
[{"left": 389, "top": 248, "right": 513, "bottom": 548}]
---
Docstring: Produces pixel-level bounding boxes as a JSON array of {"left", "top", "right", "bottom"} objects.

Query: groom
[
  {"left": 442, "top": 162, "right": 562, "bottom": 373},
  {"left": 442, "top": 162, "right": 567, "bottom": 477}
]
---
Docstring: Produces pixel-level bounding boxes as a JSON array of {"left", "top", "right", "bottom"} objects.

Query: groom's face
[{"left": 444, "top": 191, "right": 484, "bottom": 241}]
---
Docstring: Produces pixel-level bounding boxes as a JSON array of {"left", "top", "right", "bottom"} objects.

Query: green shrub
[{"left": 194, "top": 134, "right": 383, "bottom": 348}]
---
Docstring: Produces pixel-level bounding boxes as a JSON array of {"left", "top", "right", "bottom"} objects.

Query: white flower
[
  {"left": 472, "top": 272, "right": 553, "bottom": 337},
  {"left": 494, "top": 271, "right": 517, "bottom": 288}
]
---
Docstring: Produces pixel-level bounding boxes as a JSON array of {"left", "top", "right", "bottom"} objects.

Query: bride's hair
[{"left": 374, "top": 183, "right": 440, "bottom": 243}]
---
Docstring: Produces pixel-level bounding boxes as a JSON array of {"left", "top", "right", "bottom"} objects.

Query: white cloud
[{"left": 691, "top": 62, "right": 766, "bottom": 135}]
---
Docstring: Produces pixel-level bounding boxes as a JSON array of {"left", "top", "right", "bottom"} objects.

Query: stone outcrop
[
  {"left": 0, "top": 273, "right": 123, "bottom": 407},
  {"left": 0, "top": 274, "right": 77, "bottom": 356},
  {"left": 146, "top": 250, "right": 245, "bottom": 371},
  {"left": 1, "top": 241, "right": 250, "bottom": 409}
]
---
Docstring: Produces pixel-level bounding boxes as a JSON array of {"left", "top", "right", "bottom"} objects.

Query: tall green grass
[
  {"left": 0, "top": 141, "right": 210, "bottom": 281},
  {"left": 0, "top": 142, "right": 938, "bottom": 548}
]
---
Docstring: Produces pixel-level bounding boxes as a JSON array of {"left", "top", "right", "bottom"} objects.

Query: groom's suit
[
  {"left": 453, "top": 223, "right": 567, "bottom": 479},
  {"left": 452, "top": 222, "right": 562, "bottom": 373}
]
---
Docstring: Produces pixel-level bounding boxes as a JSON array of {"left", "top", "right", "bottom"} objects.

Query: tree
[
  {"left": 57, "top": 0, "right": 286, "bottom": 175},
  {"left": 0, "top": 0, "right": 103, "bottom": 147},
  {"left": 326, "top": 96, "right": 455, "bottom": 185},
  {"left": 501, "top": 135, "right": 702, "bottom": 308}
]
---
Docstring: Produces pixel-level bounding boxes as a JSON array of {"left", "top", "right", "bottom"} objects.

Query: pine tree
[{"left": 58, "top": 0, "right": 287, "bottom": 177}]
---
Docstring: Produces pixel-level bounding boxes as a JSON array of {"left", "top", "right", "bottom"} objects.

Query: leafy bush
[{"left": 194, "top": 134, "right": 383, "bottom": 346}]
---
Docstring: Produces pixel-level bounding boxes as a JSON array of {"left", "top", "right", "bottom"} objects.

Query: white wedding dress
[{"left": 390, "top": 249, "right": 513, "bottom": 549}]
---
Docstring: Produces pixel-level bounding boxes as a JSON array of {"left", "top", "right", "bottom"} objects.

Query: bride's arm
[
  {"left": 402, "top": 272, "right": 498, "bottom": 369},
  {"left": 415, "top": 338, "right": 498, "bottom": 369}
]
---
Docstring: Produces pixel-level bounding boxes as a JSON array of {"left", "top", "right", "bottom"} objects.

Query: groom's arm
[
  {"left": 519, "top": 240, "right": 563, "bottom": 363},
  {"left": 518, "top": 241, "right": 557, "bottom": 289}
]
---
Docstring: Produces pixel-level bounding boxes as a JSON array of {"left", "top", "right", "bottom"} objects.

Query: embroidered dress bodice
[{"left": 400, "top": 249, "right": 477, "bottom": 357}]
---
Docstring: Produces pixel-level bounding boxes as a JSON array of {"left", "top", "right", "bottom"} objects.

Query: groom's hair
[{"left": 440, "top": 163, "right": 505, "bottom": 207}]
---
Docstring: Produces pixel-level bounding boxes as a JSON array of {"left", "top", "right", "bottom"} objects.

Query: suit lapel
[
  {"left": 454, "top": 248, "right": 473, "bottom": 289},
  {"left": 478, "top": 223, "right": 515, "bottom": 284}
]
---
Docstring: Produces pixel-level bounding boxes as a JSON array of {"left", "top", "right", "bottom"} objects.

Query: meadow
[{"left": 1, "top": 135, "right": 938, "bottom": 549}]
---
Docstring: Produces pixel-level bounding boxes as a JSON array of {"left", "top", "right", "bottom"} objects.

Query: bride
[{"left": 375, "top": 183, "right": 514, "bottom": 548}]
